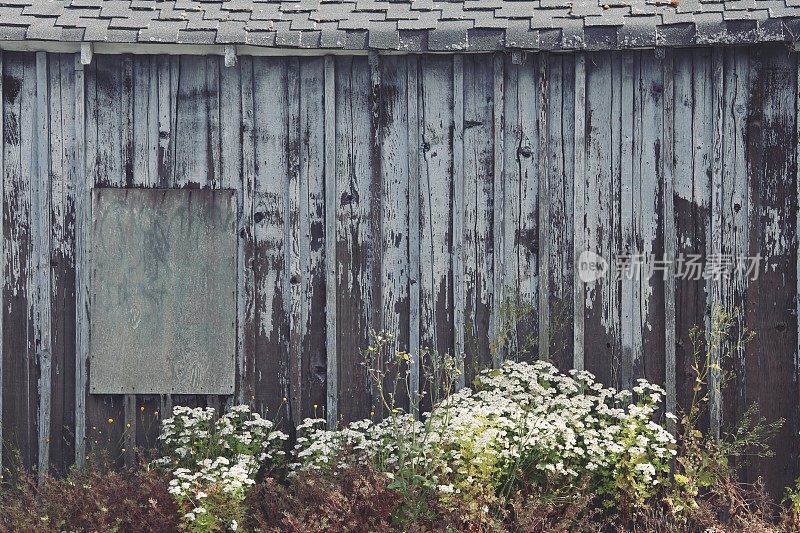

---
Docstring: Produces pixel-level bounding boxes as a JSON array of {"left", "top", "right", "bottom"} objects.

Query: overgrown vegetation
[{"left": 1, "top": 306, "right": 798, "bottom": 532}]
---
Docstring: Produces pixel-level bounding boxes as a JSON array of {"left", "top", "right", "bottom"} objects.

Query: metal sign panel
[{"left": 89, "top": 188, "right": 237, "bottom": 395}]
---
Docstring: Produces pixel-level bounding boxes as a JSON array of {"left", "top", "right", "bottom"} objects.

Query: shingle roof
[{"left": 2, "top": 0, "right": 800, "bottom": 51}]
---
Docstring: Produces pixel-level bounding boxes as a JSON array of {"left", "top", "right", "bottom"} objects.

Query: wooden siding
[{"left": 0, "top": 45, "right": 797, "bottom": 496}]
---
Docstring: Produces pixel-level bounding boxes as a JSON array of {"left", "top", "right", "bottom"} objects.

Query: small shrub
[
  {"left": 0, "top": 463, "right": 178, "bottom": 533},
  {"left": 246, "top": 465, "right": 398, "bottom": 533},
  {"left": 158, "top": 405, "right": 288, "bottom": 532},
  {"left": 292, "top": 357, "right": 676, "bottom": 525}
]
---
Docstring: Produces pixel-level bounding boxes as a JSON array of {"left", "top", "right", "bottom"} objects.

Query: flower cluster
[
  {"left": 291, "top": 360, "right": 676, "bottom": 508},
  {"left": 159, "top": 405, "right": 288, "bottom": 532}
]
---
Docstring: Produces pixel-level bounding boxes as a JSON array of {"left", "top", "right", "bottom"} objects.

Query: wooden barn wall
[{"left": 0, "top": 45, "right": 798, "bottom": 495}]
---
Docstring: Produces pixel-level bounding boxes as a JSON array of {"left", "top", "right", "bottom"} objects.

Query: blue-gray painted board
[{"left": 89, "top": 188, "right": 237, "bottom": 395}]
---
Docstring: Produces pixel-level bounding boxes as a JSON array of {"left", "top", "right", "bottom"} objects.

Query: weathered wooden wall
[{"left": 0, "top": 45, "right": 798, "bottom": 495}]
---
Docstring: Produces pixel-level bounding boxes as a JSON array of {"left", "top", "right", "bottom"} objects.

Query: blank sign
[{"left": 89, "top": 188, "right": 237, "bottom": 395}]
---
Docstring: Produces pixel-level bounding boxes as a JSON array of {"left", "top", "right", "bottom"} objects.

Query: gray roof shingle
[{"left": 0, "top": 0, "right": 798, "bottom": 51}]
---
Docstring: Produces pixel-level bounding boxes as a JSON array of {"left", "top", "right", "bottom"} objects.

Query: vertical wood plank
[
  {"left": 379, "top": 55, "right": 411, "bottom": 411},
  {"left": 462, "top": 56, "right": 493, "bottom": 383},
  {"left": 334, "top": 56, "right": 373, "bottom": 424},
  {"left": 368, "top": 52, "right": 383, "bottom": 416},
  {"left": 219, "top": 54, "right": 244, "bottom": 411},
  {"left": 173, "top": 56, "right": 208, "bottom": 188},
  {"left": 238, "top": 56, "right": 256, "bottom": 407},
  {"left": 720, "top": 48, "right": 750, "bottom": 445},
  {"left": 673, "top": 49, "right": 712, "bottom": 420},
  {"left": 620, "top": 52, "right": 637, "bottom": 389},
  {"left": 2, "top": 53, "right": 39, "bottom": 471},
  {"left": 537, "top": 53, "right": 550, "bottom": 362},
  {"left": 492, "top": 52, "right": 504, "bottom": 368},
  {"left": 662, "top": 49, "right": 677, "bottom": 423},
  {"left": 73, "top": 52, "right": 87, "bottom": 467},
  {"left": 637, "top": 51, "right": 666, "bottom": 393},
  {"left": 572, "top": 53, "right": 586, "bottom": 372},
  {"left": 132, "top": 56, "right": 157, "bottom": 188},
  {"left": 34, "top": 52, "right": 53, "bottom": 478},
  {"left": 324, "top": 55, "right": 337, "bottom": 427},
  {"left": 419, "top": 55, "right": 454, "bottom": 408},
  {"left": 584, "top": 51, "right": 621, "bottom": 387},
  {"left": 287, "top": 57, "right": 302, "bottom": 426},
  {"left": 251, "top": 57, "right": 289, "bottom": 420},
  {"left": 545, "top": 54, "right": 575, "bottom": 371},
  {"left": 298, "top": 58, "right": 327, "bottom": 421},
  {"left": 708, "top": 48, "right": 724, "bottom": 439},
  {"left": 452, "top": 54, "right": 464, "bottom": 388},
  {"left": 156, "top": 55, "right": 174, "bottom": 188},
  {"left": 508, "top": 53, "right": 538, "bottom": 362},
  {"left": 406, "top": 56, "right": 420, "bottom": 413}
]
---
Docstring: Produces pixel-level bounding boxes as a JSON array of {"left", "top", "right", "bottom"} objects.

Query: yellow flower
[{"left": 107, "top": 418, "right": 114, "bottom": 424}]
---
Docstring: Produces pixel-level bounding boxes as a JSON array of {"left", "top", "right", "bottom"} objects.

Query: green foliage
[
  {"left": 669, "top": 306, "right": 783, "bottom": 519},
  {"left": 158, "top": 405, "right": 288, "bottom": 532},
  {"left": 297, "top": 335, "right": 677, "bottom": 527}
]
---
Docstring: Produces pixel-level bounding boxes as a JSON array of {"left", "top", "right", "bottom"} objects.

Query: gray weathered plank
[
  {"left": 379, "top": 55, "right": 411, "bottom": 411},
  {"left": 545, "top": 54, "right": 575, "bottom": 371},
  {"left": 708, "top": 48, "right": 725, "bottom": 439},
  {"left": 298, "top": 58, "right": 327, "bottom": 421},
  {"left": 462, "top": 55, "right": 493, "bottom": 383},
  {"left": 572, "top": 53, "right": 586, "bottom": 372},
  {"left": 334, "top": 56, "right": 373, "bottom": 424},
  {"left": 2, "top": 53, "right": 38, "bottom": 470},
  {"left": 73, "top": 52, "right": 88, "bottom": 467},
  {"left": 673, "top": 49, "right": 712, "bottom": 420},
  {"left": 287, "top": 57, "right": 303, "bottom": 424},
  {"left": 368, "top": 52, "right": 383, "bottom": 417},
  {"left": 418, "top": 55, "right": 454, "bottom": 408},
  {"left": 619, "top": 52, "right": 637, "bottom": 390},
  {"left": 34, "top": 51, "right": 53, "bottom": 478},
  {"left": 218, "top": 55, "right": 244, "bottom": 409},
  {"left": 407, "top": 55, "right": 421, "bottom": 413},
  {"left": 252, "top": 57, "right": 290, "bottom": 418},
  {"left": 637, "top": 51, "right": 666, "bottom": 392},
  {"left": 324, "top": 55, "right": 338, "bottom": 427},
  {"left": 5, "top": 54, "right": 37, "bottom": 469},
  {"left": 584, "top": 51, "right": 621, "bottom": 386},
  {"left": 238, "top": 56, "right": 256, "bottom": 407},
  {"left": 508, "top": 53, "right": 538, "bottom": 363},
  {"left": 720, "top": 48, "right": 750, "bottom": 441},
  {"left": 661, "top": 49, "right": 677, "bottom": 424},
  {"left": 452, "top": 54, "right": 465, "bottom": 389},
  {"left": 491, "top": 52, "right": 504, "bottom": 368},
  {"left": 537, "top": 53, "right": 550, "bottom": 362}
]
